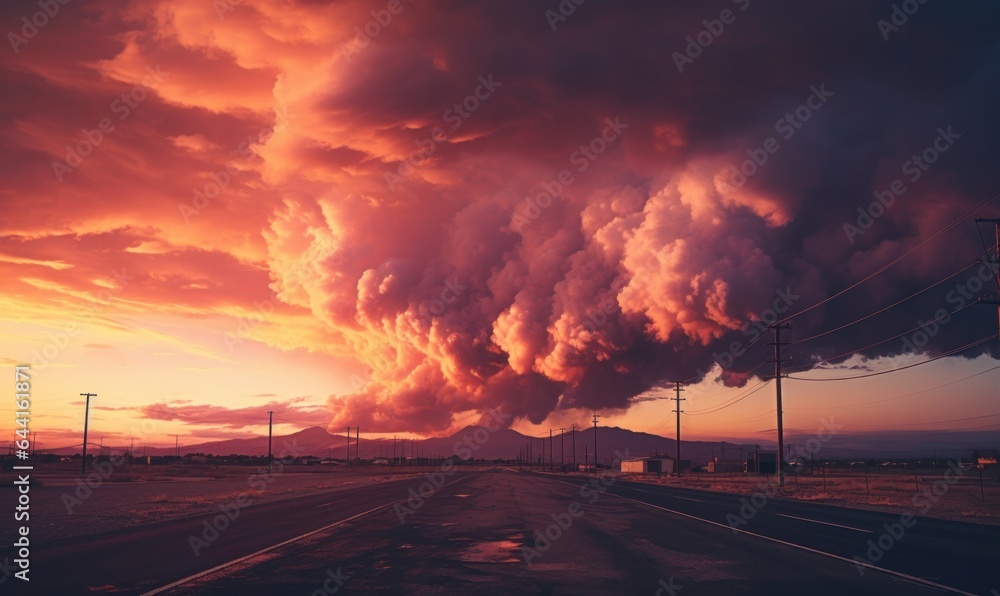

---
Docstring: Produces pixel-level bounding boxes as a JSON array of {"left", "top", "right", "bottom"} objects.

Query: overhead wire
[
  {"left": 786, "top": 362, "right": 1000, "bottom": 411},
  {"left": 787, "top": 333, "right": 999, "bottom": 382},
  {"left": 686, "top": 380, "right": 772, "bottom": 415},
  {"left": 777, "top": 187, "right": 1000, "bottom": 324},
  {"left": 792, "top": 261, "right": 980, "bottom": 345},
  {"left": 784, "top": 299, "right": 982, "bottom": 372}
]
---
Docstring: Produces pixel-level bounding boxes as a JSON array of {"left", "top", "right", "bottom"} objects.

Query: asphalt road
[
  {"left": 9, "top": 469, "right": 1000, "bottom": 594},
  {"left": 579, "top": 473, "right": 1000, "bottom": 595},
  {"left": 22, "top": 471, "right": 482, "bottom": 594}
]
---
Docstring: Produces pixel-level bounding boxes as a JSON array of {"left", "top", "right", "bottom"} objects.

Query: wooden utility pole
[
  {"left": 559, "top": 427, "right": 565, "bottom": 472},
  {"left": 768, "top": 323, "right": 791, "bottom": 486},
  {"left": 80, "top": 393, "right": 96, "bottom": 474},
  {"left": 592, "top": 414, "right": 599, "bottom": 472},
  {"left": 673, "top": 382, "right": 685, "bottom": 476},
  {"left": 976, "top": 218, "right": 1000, "bottom": 345},
  {"left": 267, "top": 411, "right": 273, "bottom": 473},
  {"left": 572, "top": 424, "right": 577, "bottom": 471}
]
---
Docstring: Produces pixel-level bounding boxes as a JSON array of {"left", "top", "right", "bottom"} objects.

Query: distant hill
[{"left": 48, "top": 425, "right": 998, "bottom": 465}]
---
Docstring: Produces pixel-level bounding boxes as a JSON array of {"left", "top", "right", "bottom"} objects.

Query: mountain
[{"left": 48, "top": 426, "right": 998, "bottom": 464}]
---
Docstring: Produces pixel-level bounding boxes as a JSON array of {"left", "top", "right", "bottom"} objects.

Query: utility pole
[
  {"left": 549, "top": 429, "right": 553, "bottom": 471},
  {"left": 572, "top": 424, "right": 577, "bottom": 471},
  {"left": 170, "top": 434, "right": 181, "bottom": 458},
  {"left": 559, "top": 428, "right": 565, "bottom": 472},
  {"left": 976, "top": 218, "right": 1000, "bottom": 345},
  {"left": 673, "top": 381, "right": 685, "bottom": 476},
  {"left": 356, "top": 427, "right": 360, "bottom": 463},
  {"left": 592, "top": 414, "right": 599, "bottom": 472},
  {"left": 267, "top": 410, "right": 273, "bottom": 474},
  {"left": 346, "top": 426, "right": 352, "bottom": 464},
  {"left": 768, "top": 323, "right": 791, "bottom": 487},
  {"left": 80, "top": 393, "right": 96, "bottom": 474}
]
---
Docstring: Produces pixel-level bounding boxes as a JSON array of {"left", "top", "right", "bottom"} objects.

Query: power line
[
  {"left": 787, "top": 362, "right": 1000, "bottom": 411},
  {"left": 647, "top": 358, "right": 771, "bottom": 429},
  {"left": 778, "top": 188, "right": 1000, "bottom": 324},
  {"left": 678, "top": 334, "right": 770, "bottom": 384},
  {"left": 785, "top": 299, "right": 982, "bottom": 372},
  {"left": 685, "top": 380, "right": 772, "bottom": 415},
  {"left": 787, "top": 333, "right": 999, "bottom": 382},
  {"left": 866, "top": 412, "right": 1000, "bottom": 428},
  {"left": 792, "top": 261, "right": 980, "bottom": 345}
]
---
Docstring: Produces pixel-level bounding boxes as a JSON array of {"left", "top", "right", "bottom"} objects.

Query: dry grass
[{"left": 629, "top": 468, "right": 1000, "bottom": 525}]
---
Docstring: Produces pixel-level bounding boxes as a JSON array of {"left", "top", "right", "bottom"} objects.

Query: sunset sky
[{"left": 2, "top": 0, "right": 999, "bottom": 452}]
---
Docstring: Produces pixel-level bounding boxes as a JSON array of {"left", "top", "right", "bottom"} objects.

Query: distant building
[
  {"left": 974, "top": 449, "right": 997, "bottom": 467},
  {"left": 707, "top": 460, "right": 743, "bottom": 474},
  {"left": 621, "top": 456, "right": 675, "bottom": 475},
  {"left": 746, "top": 451, "right": 778, "bottom": 474}
]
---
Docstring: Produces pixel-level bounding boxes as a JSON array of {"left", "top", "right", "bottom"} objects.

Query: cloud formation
[{"left": 2, "top": 0, "right": 999, "bottom": 433}]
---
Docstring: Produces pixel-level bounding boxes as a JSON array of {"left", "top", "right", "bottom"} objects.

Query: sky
[{"left": 1, "top": 0, "right": 999, "bottom": 452}]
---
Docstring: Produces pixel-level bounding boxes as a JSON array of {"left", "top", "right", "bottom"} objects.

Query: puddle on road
[{"left": 457, "top": 540, "right": 521, "bottom": 564}]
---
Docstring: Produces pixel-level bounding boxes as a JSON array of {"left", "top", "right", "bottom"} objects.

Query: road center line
[
  {"left": 671, "top": 495, "right": 703, "bottom": 502},
  {"left": 140, "top": 503, "right": 393, "bottom": 596},
  {"left": 143, "top": 474, "right": 476, "bottom": 595},
  {"left": 776, "top": 513, "right": 872, "bottom": 533}
]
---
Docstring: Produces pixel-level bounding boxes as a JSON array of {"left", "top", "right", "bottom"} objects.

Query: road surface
[{"left": 13, "top": 469, "right": 1000, "bottom": 594}]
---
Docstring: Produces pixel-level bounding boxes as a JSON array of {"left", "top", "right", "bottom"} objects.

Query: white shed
[{"left": 621, "top": 456, "right": 675, "bottom": 474}]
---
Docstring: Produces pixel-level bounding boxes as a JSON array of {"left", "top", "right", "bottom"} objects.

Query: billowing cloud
[{"left": 2, "top": 0, "right": 999, "bottom": 434}]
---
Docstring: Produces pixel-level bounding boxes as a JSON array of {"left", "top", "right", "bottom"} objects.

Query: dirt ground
[{"left": 627, "top": 466, "right": 1000, "bottom": 525}]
